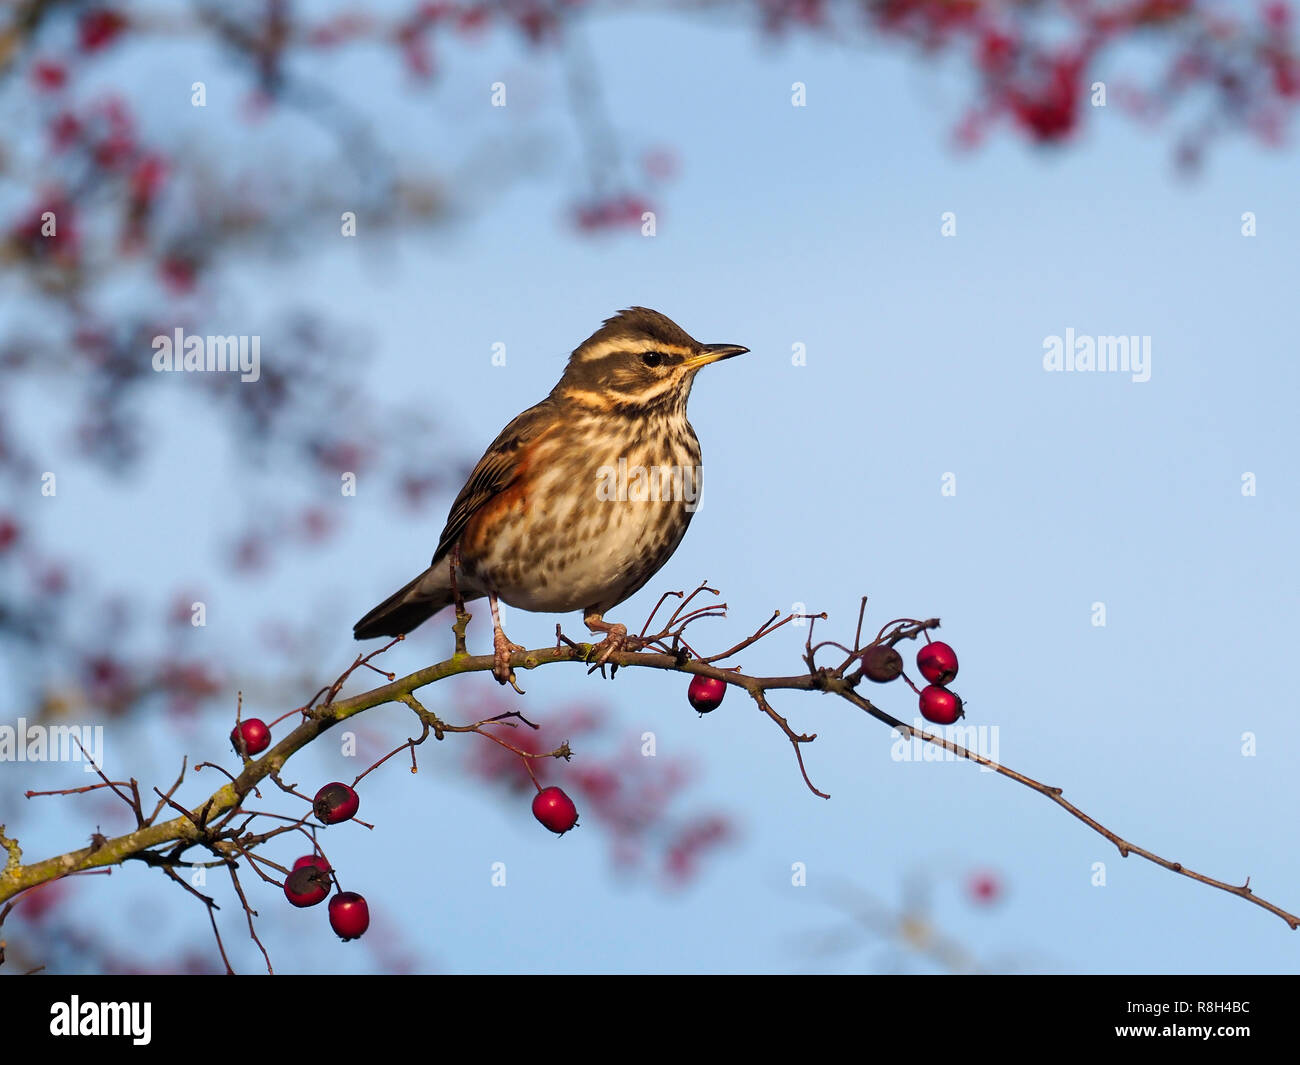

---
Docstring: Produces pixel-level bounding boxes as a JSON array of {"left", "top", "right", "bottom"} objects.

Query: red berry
[
  {"left": 968, "top": 870, "right": 1001, "bottom": 904},
  {"left": 129, "top": 153, "right": 167, "bottom": 202},
  {"left": 313, "top": 782, "right": 360, "bottom": 825},
  {"left": 159, "top": 256, "right": 197, "bottom": 293},
  {"left": 292, "top": 854, "right": 330, "bottom": 873},
  {"left": 919, "top": 686, "right": 963, "bottom": 725},
  {"left": 531, "top": 786, "right": 579, "bottom": 835},
  {"left": 687, "top": 674, "right": 726, "bottom": 713},
  {"left": 328, "top": 892, "right": 370, "bottom": 940},
  {"left": 917, "top": 641, "right": 959, "bottom": 685},
  {"left": 283, "top": 865, "right": 330, "bottom": 908},
  {"left": 977, "top": 30, "right": 1017, "bottom": 75},
  {"left": 31, "top": 61, "right": 67, "bottom": 91},
  {"left": 78, "top": 9, "right": 128, "bottom": 52},
  {"left": 230, "top": 718, "right": 270, "bottom": 756},
  {"left": 49, "top": 111, "right": 82, "bottom": 150},
  {"left": 860, "top": 644, "right": 903, "bottom": 683}
]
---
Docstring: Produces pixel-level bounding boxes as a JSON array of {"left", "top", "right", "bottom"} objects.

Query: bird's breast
[{"left": 463, "top": 415, "right": 703, "bottom": 614}]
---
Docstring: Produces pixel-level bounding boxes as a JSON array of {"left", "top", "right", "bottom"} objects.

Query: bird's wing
[{"left": 429, "top": 399, "right": 556, "bottom": 565}]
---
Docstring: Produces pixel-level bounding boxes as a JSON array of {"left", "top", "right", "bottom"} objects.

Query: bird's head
[{"left": 555, "top": 307, "right": 748, "bottom": 415}]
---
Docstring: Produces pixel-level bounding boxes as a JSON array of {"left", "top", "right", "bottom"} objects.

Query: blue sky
[{"left": 9, "top": 8, "right": 1300, "bottom": 973}]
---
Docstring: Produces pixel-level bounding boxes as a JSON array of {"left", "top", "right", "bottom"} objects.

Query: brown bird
[{"left": 353, "top": 307, "right": 748, "bottom": 684}]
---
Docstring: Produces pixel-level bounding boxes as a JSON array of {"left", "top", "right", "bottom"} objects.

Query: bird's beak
[{"left": 685, "top": 343, "right": 749, "bottom": 369}]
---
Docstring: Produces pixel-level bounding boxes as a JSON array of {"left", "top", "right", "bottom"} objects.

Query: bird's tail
[{"left": 353, "top": 564, "right": 457, "bottom": 640}]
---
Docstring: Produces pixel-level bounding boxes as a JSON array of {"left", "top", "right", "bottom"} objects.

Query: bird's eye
[{"left": 640, "top": 352, "right": 664, "bottom": 368}]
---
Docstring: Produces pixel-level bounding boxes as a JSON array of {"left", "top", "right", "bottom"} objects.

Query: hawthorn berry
[
  {"left": 531, "top": 786, "right": 579, "bottom": 835},
  {"left": 687, "top": 674, "right": 726, "bottom": 713},
  {"left": 293, "top": 854, "right": 330, "bottom": 873},
  {"left": 919, "top": 685, "right": 964, "bottom": 725},
  {"left": 968, "top": 870, "right": 1002, "bottom": 905},
  {"left": 283, "top": 865, "right": 330, "bottom": 908},
  {"left": 328, "top": 892, "right": 370, "bottom": 940},
  {"left": 230, "top": 718, "right": 270, "bottom": 756},
  {"left": 861, "top": 644, "right": 903, "bottom": 683},
  {"left": 31, "top": 61, "right": 67, "bottom": 92},
  {"left": 78, "top": 9, "right": 128, "bottom": 52},
  {"left": 917, "top": 641, "right": 959, "bottom": 685},
  {"left": 313, "top": 782, "right": 360, "bottom": 825}
]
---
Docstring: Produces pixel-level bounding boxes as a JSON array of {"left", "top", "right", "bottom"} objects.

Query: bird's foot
[
  {"left": 583, "top": 616, "right": 643, "bottom": 677},
  {"left": 492, "top": 629, "right": 526, "bottom": 691},
  {"left": 490, "top": 592, "right": 525, "bottom": 693}
]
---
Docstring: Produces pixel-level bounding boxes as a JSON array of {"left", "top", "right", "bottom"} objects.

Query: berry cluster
[
  {"left": 679, "top": 637, "right": 964, "bottom": 727},
  {"left": 235, "top": 710, "right": 587, "bottom": 941},
  {"left": 863, "top": 638, "right": 964, "bottom": 726},
  {"left": 276, "top": 781, "right": 370, "bottom": 941},
  {"left": 228, "top": 717, "right": 373, "bottom": 944}
]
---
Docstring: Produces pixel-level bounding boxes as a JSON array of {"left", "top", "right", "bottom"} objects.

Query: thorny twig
[{"left": 2, "top": 585, "right": 1295, "bottom": 978}]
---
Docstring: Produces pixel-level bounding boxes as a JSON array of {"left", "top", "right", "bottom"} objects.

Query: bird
[{"left": 353, "top": 307, "right": 748, "bottom": 686}]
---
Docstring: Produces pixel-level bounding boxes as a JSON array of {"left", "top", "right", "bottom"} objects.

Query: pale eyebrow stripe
[{"left": 575, "top": 339, "right": 693, "bottom": 363}]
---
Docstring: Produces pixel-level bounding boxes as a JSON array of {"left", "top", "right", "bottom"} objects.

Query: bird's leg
[
  {"left": 583, "top": 611, "right": 643, "bottom": 671},
  {"left": 449, "top": 545, "right": 472, "bottom": 657},
  {"left": 449, "top": 544, "right": 466, "bottom": 614},
  {"left": 489, "top": 592, "right": 525, "bottom": 691}
]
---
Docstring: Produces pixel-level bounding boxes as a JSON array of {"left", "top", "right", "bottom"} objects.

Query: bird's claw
[
  {"left": 585, "top": 625, "right": 643, "bottom": 677},
  {"left": 492, "top": 632, "right": 526, "bottom": 692}
]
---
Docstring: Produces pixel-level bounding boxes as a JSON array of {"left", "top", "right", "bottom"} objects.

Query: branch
[{"left": 2, "top": 600, "right": 1294, "bottom": 942}]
